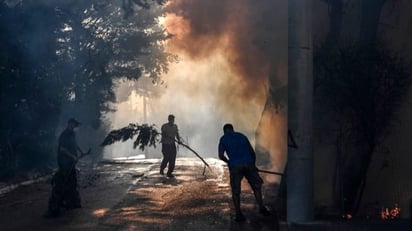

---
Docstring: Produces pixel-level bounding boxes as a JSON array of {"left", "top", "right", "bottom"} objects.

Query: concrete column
[{"left": 287, "top": 0, "right": 314, "bottom": 223}]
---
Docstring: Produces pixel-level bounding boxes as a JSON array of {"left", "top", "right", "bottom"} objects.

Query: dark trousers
[
  {"left": 229, "top": 164, "right": 265, "bottom": 214},
  {"left": 160, "top": 143, "right": 177, "bottom": 174},
  {"left": 48, "top": 167, "right": 81, "bottom": 214},
  {"left": 229, "top": 164, "right": 263, "bottom": 194}
]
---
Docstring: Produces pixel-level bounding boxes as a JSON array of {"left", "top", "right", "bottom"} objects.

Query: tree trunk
[
  {"left": 324, "top": 0, "right": 343, "bottom": 50},
  {"left": 321, "top": 0, "right": 345, "bottom": 213},
  {"left": 333, "top": 126, "right": 345, "bottom": 213},
  {"left": 353, "top": 141, "right": 376, "bottom": 214},
  {"left": 341, "top": 0, "right": 386, "bottom": 215},
  {"left": 359, "top": 0, "right": 386, "bottom": 47}
]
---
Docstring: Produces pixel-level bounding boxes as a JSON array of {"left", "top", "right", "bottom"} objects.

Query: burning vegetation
[{"left": 380, "top": 204, "right": 401, "bottom": 220}]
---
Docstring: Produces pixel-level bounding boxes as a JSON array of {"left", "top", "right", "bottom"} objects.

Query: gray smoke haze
[{"left": 104, "top": 0, "right": 287, "bottom": 166}]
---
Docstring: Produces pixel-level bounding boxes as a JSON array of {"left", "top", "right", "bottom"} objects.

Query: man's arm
[
  {"left": 77, "top": 146, "right": 84, "bottom": 154},
  {"left": 60, "top": 147, "right": 77, "bottom": 160},
  {"left": 247, "top": 138, "right": 256, "bottom": 163},
  {"left": 176, "top": 125, "right": 182, "bottom": 144},
  {"left": 161, "top": 124, "right": 165, "bottom": 135},
  {"left": 218, "top": 152, "right": 229, "bottom": 164},
  {"left": 218, "top": 140, "right": 229, "bottom": 164}
]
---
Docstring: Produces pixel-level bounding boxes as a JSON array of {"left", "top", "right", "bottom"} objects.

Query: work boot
[
  {"left": 166, "top": 173, "right": 175, "bottom": 178},
  {"left": 160, "top": 169, "right": 164, "bottom": 175}
]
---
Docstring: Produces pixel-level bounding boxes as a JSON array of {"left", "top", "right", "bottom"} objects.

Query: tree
[
  {"left": 314, "top": 43, "right": 412, "bottom": 215},
  {"left": 0, "top": 2, "right": 63, "bottom": 176},
  {"left": 0, "top": 0, "right": 169, "bottom": 178},
  {"left": 312, "top": 0, "right": 412, "bottom": 216}
]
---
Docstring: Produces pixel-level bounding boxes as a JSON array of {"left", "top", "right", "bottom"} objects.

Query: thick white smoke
[{"left": 104, "top": 0, "right": 287, "bottom": 172}]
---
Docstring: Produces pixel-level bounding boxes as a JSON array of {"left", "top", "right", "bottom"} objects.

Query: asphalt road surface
[{"left": 0, "top": 157, "right": 280, "bottom": 231}]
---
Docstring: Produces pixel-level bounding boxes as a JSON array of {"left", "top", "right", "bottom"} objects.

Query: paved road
[
  {"left": 2, "top": 157, "right": 408, "bottom": 231},
  {"left": 0, "top": 158, "right": 154, "bottom": 231},
  {"left": 0, "top": 157, "right": 280, "bottom": 231}
]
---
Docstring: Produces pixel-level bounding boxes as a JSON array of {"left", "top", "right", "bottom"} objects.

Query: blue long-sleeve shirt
[{"left": 218, "top": 131, "right": 255, "bottom": 169}]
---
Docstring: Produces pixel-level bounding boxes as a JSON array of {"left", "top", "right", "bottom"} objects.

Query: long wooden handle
[
  {"left": 257, "top": 168, "right": 284, "bottom": 176},
  {"left": 177, "top": 140, "right": 211, "bottom": 168}
]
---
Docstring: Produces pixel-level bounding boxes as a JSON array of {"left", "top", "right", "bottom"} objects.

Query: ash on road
[{"left": 0, "top": 157, "right": 279, "bottom": 231}]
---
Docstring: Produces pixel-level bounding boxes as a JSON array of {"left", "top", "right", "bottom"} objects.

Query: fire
[
  {"left": 92, "top": 208, "right": 108, "bottom": 217},
  {"left": 380, "top": 203, "right": 400, "bottom": 220},
  {"left": 342, "top": 214, "right": 352, "bottom": 219}
]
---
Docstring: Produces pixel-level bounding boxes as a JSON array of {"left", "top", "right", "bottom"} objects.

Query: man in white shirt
[{"left": 160, "top": 114, "right": 181, "bottom": 178}]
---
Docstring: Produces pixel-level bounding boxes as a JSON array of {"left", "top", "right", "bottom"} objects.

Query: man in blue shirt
[{"left": 218, "top": 123, "right": 270, "bottom": 222}]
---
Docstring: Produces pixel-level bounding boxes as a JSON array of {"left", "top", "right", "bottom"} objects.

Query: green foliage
[
  {"left": 315, "top": 43, "right": 411, "bottom": 145},
  {"left": 0, "top": 0, "right": 170, "bottom": 177},
  {"left": 101, "top": 123, "right": 160, "bottom": 151},
  {"left": 314, "top": 42, "right": 412, "bottom": 214}
]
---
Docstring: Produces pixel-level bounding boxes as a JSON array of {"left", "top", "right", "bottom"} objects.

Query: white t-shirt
[{"left": 161, "top": 123, "right": 179, "bottom": 144}]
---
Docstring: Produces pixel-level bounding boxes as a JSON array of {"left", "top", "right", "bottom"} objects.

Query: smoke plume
[{"left": 106, "top": 0, "right": 287, "bottom": 175}]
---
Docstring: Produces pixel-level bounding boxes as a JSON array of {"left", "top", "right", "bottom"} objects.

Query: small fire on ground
[
  {"left": 341, "top": 203, "right": 401, "bottom": 220},
  {"left": 380, "top": 204, "right": 401, "bottom": 220},
  {"left": 93, "top": 208, "right": 109, "bottom": 217}
]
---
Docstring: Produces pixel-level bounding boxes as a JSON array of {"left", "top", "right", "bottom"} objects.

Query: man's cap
[{"left": 68, "top": 118, "right": 81, "bottom": 126}]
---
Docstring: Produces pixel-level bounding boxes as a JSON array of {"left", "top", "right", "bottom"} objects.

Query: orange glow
[
  {"left": 159, "top": 0, "right": 287, "bottom": 168},
  {"left": 106, "top": 0, "right": 287, "bottom": 167},
  {"left": 341, "top": 214, "right": 352, "bottom": 219},
  {"left": 92, "top": 208, "right": 108, "bottom": 217},
  {"left": 162, "top": 13, "right": 191, "bottom": 42},
  {"left": 380, "top": 204, "right": 401, "bottom": 220}
]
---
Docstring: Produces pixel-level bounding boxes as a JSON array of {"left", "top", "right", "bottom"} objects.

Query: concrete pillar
[{"left": 287, "top": 0, "right": 314, "bottom": 223}]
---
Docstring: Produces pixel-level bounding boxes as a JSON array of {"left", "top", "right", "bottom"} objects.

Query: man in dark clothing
[
  {"left": 45, "top": 118, "right": 87, "bottom": 218},
  {"left": 218, "top": 123, "right": 270, "bottom": 222},
  {"left": 160, "top": 114, "right": 181, "bottom": 178}
]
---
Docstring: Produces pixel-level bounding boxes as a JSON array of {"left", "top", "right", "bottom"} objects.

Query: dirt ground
[{"left": 0, "top": 157, "right": 280, "bottom": 231}]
